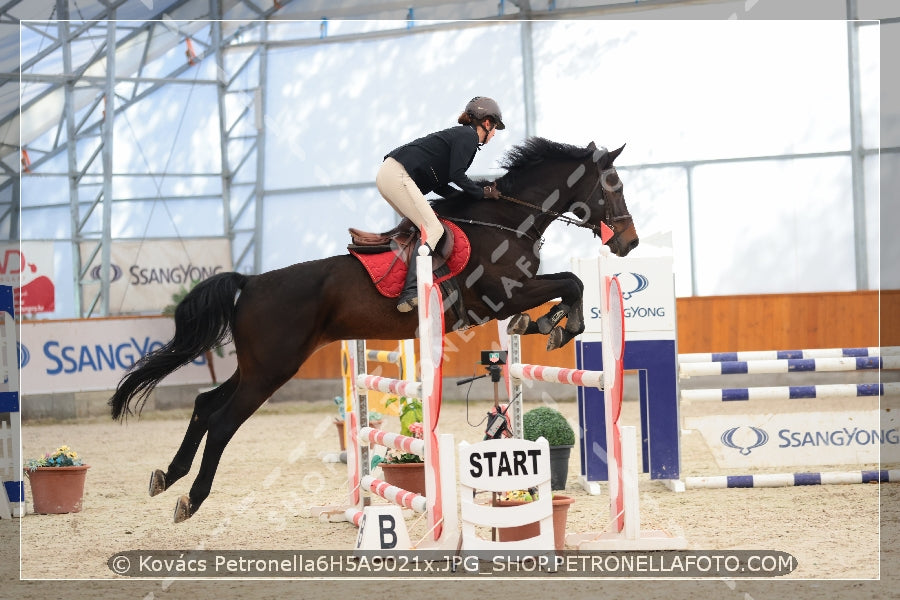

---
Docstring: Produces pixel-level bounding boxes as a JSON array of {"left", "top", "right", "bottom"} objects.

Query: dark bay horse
[{"left": 109, "top": 137, "right": 639, "bottom": 522}]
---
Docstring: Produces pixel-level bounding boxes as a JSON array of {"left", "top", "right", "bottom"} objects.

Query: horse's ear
[{"left": 608, "top": 143, "right": 626, "bottom": 164}]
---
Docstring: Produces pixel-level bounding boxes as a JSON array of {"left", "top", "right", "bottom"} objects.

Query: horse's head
[
  {"left": 493, "top": 138, "right": 639, "bottom": 258},
  {"left": 582, "top": 141, "right": 639, "bottom": 257}
]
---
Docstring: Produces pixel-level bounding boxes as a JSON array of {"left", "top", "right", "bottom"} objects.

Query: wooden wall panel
[
  {"left": 674, "top": 290, "right": 886, "bottom": 353},
  {"left": 294, "top": 290, "right": 897, "bottom": 379}
]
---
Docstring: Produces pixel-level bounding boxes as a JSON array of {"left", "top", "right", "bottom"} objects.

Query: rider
[{"left": 377, "top": 96, "right": 505, "bottom": 312}]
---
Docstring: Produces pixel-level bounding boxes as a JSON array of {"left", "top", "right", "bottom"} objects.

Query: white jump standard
[
  {"left": 311, "top": 246, "right": 459, "bottom": 551},
  {"left": 506, "top": 275, "right": 686, "bottom": 550}
]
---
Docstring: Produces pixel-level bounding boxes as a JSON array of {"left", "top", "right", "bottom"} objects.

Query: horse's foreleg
[
  {"left": 506, "top": 303, "right": 570, "bottom": 335},
  {"left": 150, "top": 375, "right": 238, "bottom": 497},
  {"left": 546, "top": 299, "right": 585, "bottom": 350},
  {"left": 505, "top": 273, "right": 584, "bottom": 350}
]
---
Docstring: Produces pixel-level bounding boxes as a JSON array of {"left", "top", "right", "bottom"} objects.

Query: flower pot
[
  {"left": 549, "top": 445, "right": 573, "bottom": 490},
  {"left": 26, "top": 465, "right": 90, "bottom": 514},
  {"left": 379, "top": 461, "right": 426, "bottom": 496},
  {"left": 495, "top": 494, "right": 575, "bottom": 551},
  {"left": 335, "top": 420, "right": 346, "bottom": 451}
]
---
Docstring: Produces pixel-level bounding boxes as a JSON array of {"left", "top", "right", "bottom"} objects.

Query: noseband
[{"left": 588, "top": 161, "right": 633, "bottom": 246}]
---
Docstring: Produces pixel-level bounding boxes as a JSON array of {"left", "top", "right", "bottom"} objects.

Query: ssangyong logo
[
  {"left": 721, "top": 426, "right": 769, "bottom": 455},
  {"left": 18, "top": 342, "right": 29, "bottom": 368},
  {"left": 614, "top": 272, "right": 650, "bottom": 300},
  {"left": 89, "top": 264, "right": 124, "bottom": 283}
]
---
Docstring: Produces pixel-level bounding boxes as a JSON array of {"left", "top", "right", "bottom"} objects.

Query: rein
[
  {"left": 497, "top": 162, "right": 632, "bottom": 242},
  {"left": 442, "top": 158, "right": 632, "bottom": 246},
  {"left": 441, "top": 216, "right": 538, "bottom": 242},
  {"left": 498, "top": 193, "right": 599, "bottom": 232}
]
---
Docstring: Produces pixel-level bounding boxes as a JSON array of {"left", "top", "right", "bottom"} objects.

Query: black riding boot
[{"left": 397, "top": 239, "right": 432, "bottom": 313}]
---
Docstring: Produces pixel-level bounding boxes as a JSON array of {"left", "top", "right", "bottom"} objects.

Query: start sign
[
  {"left": 466, "top": 448, "right": 541, "bottom": 478},
  {"left": 458, "top": 437, "right": 551, "bottom": 493}
]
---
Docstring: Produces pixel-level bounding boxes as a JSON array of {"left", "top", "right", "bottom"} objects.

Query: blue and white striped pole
[
  {"left": 682, "top": 381, "right": 900, "bottom": 402},
  {"left": 684, "top": 469, "right": 900, "bottom": 489},
  {"left": 680, "top": 356, "right": 898, "bottom": 378},
  {"left": 679, "top": 346, "right": 895, "bottom": 363}
]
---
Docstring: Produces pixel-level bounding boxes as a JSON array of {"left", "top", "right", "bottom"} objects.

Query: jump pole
[{"left": 683, "top": 469, "right": 900, "bottom": 489}]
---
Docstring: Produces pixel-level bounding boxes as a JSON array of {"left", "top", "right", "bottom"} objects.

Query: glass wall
[{"left": 15, "top": 17, "right": 885, "bottom": 318}]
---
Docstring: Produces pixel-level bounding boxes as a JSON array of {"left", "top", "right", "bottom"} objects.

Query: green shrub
[{"left": 522, "top": 406, "right": 575, "bottom": 447}]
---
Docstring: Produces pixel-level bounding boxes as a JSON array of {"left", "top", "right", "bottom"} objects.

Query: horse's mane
[
  {"left": 499, "top": 137, "right": 595, "bottom": 173},
  {"left": 431, "top": 137, "right": 595, "bottom": 212}
]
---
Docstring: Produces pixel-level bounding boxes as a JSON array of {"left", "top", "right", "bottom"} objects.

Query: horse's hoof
[
  {"left": 174, "top": 495, "right": 192, "bottom": 523},
  {"left": 546, "top": 327, "right": 566, "bottom": 351},
  {"left": 149, "top": 469, "right": 167, "bottom": 497},
  {"left": 507, "top": 314, "right": 531, "bottom": 335}
]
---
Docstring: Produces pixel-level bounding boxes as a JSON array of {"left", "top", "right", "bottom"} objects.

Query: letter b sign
[{"left": 354, "top": 506, "right": 411, "bottom": 550}]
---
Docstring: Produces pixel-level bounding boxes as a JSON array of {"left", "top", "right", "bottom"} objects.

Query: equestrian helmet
[{"left": 465, "top": 96, "right": 505, "bottom": 130}]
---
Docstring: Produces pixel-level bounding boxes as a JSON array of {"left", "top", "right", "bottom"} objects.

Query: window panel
[
  {"left": 263, "top": 187, "right": 397, "bottom": 271},
  {"left": 691, "top": 157, "right": 855, "bottom": 295},
  {"left": 533, "top": 21, "right": 851, "bottom": 164}
]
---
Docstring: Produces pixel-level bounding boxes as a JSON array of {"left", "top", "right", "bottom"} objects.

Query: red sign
[{"left": 0, "top": 244, "right": 56, "bottom": 315}]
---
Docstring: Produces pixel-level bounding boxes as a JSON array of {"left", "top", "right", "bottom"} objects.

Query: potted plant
[
  {"left": 523, "top": 406, "right": 576, "bottom": 490},
  {"left": 25, "top": 445, "right": 90, "bottom": 514},
  {"left": 371, "top": 397, "right": 425, "bottom": 495},
  {"left": 494, "top": 487, "right": 575, "bottom": 551}
]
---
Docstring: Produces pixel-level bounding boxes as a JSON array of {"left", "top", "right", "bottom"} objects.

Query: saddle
[
  {"left": 348, "top": 217, "right": 418, "bottom": 252},
  {"left": 347, "top": 217, "right": 471, "bottom": 307}
]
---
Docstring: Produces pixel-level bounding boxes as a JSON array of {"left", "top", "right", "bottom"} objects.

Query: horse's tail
[{"left": 109, "top": 272, "right": 248, "bottom": 421}]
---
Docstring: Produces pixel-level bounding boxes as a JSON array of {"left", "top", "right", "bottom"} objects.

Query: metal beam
[
  {"left": 20, "top": 73, "right": 220, "bottom": 85},
  {"left": 212, "top": 0, "right": 233, "bottom": 264},
  {"left": 3, "top": 15, "right": 281, "bottom": 194},
  {"left": 252, "top": 21, "right": 267, "bottom": 274},
  {"left": 99, "top": 13, "right": 117, "bottom": 316},
  {"left": 846, "top": 0, "right": 868, "bottom": 289},
  {"left": 518, "top": 1, "right": 535, "bottom": 138},
  {"left": 57, "top": 1, "right": 84, "bottom": 317}
]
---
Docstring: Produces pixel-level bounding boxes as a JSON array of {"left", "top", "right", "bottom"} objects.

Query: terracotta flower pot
[
  {"left": 379, "top": 461, "right": 426, "bottom": 496},
  {"left": 495, "top": 494, "right": 575, "bottom": 551},
  {"left": 27, "top": 465, "right": 90, "bottom": 514},
  {"left": 334, "top": 420, "right": 347, "bottom": 450}
]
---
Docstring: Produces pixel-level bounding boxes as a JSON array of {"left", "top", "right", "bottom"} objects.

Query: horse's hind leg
[
  {"left": 150, "top": 374, "right": 238, "bottom": 497},
  {"left": 173, "top": 379, "right": 280, "bottom": 522}
]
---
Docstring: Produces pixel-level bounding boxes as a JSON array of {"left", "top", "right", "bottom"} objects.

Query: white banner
[
  {"left": 684, "top": 409, "right": 900, "bottom": 469},
  {"left": 0, "top": 241, "right": 56, "bottom": 315},
  {"left": 575, "top": 254, "right": 676, "bottom": 340},
  {"left": 79, "top": 239, "right": 232, "bottom": 314},
  {"left": 19, "top": 317, "right": 237, "bottom": 395}
]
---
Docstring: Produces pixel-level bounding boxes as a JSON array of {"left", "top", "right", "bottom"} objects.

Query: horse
[{"left": 109, "top": 136, "right": 639, "bottom": 522}]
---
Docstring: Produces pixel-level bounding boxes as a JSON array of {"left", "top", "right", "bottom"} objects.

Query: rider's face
[{"left": 480, "top": 120, "right": 497, "bottom": 144}]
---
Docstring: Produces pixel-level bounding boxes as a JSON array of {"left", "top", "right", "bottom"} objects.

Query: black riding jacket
[{"left": 385, "top": 125, "right": 485, "bottom": 198}]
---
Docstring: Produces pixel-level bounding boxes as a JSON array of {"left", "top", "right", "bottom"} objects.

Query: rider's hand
[{"left": 483, "top": 184, "right": 501, "bottom": 200}]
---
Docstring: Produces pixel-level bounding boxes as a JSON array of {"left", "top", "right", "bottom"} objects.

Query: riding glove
[{"left": 483, "top": 184, "right": 501, "bottom": 199}]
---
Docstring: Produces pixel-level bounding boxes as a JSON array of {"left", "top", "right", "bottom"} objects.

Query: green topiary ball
[{"left": 522, "top": 406, "right": 575, "bottom": 447}]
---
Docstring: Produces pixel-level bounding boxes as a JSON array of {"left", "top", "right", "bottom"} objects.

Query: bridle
[{"left": 498, "top": 159, "right": 632, "bottom": 244}]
